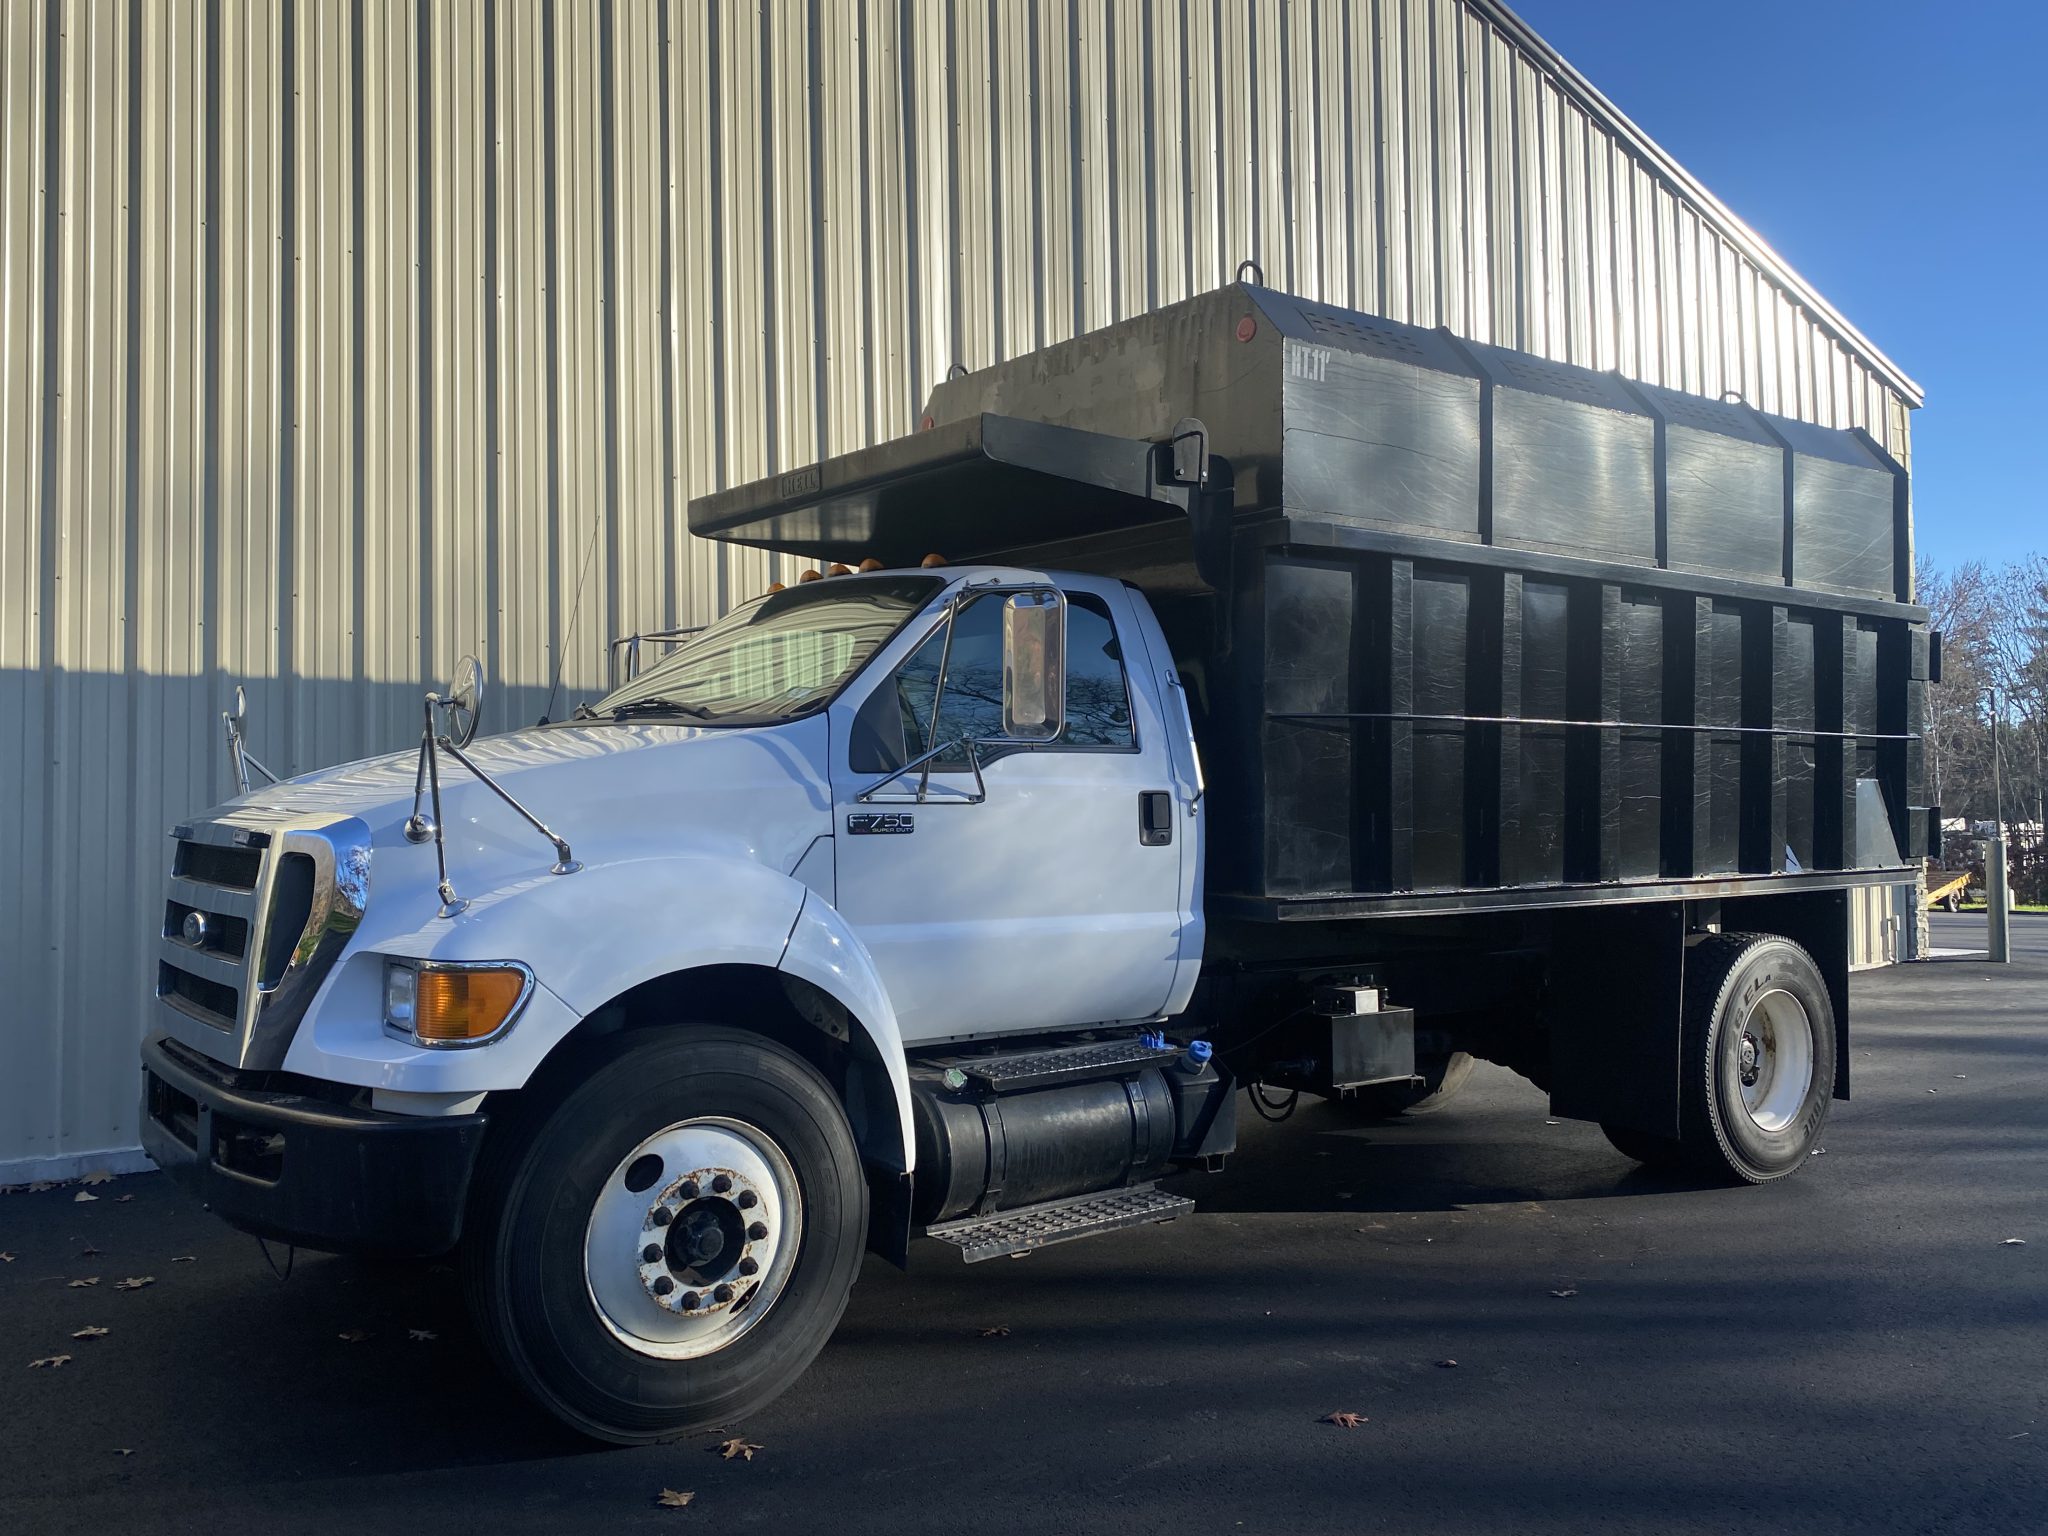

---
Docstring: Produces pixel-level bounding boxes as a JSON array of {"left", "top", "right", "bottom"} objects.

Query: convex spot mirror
[
  {"left": 996, "top": 590, "right": 1065, "bottom": 743},
  {"left": 445, "top": 654, "right": 485, "bottom": 747}
]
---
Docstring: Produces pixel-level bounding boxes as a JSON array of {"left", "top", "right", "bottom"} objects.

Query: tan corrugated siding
[{"left": 0, "top": 0, "right": 1917, "bottom": 1170}]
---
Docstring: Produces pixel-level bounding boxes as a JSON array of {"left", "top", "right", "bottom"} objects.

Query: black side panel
[
  {"left": 1262, "top": 557, "right": 1355, "bottom": 894},
  {"left": 1546, "top": 902, "right": 1687, "bottom": 1136},
  {"left": 1280, "top": 333, "right": 1483, "bottom": 541}
]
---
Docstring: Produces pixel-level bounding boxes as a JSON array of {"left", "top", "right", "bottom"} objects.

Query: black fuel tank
[{"left": 909, "top": 1068, "right": 1177, "bottom": 1226}]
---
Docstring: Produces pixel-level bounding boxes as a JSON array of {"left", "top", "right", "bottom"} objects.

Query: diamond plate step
[
  {"left": 924, "top": 1184, "right": 1194, "bottom": 1263},
  {"left": 955, "top": 1037, "right": 1181, "bottom": 1094}
]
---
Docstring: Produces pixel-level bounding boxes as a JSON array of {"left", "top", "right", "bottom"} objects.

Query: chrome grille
[{"left": 153, "top": 812, "right": 370, "bottom": 1069}]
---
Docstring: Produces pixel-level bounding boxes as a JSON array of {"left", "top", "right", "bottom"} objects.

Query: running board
[
  {"left": 955, "top": 1036, "right": 1181, "bottom": 1094},
  {"left": 924, "top": 1184, "right": 1194, "bottom": 1263}
]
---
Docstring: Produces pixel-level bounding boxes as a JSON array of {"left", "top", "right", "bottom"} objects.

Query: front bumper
[{"left": 140, "top": 1035, "right": 488, "bottom": 1256}]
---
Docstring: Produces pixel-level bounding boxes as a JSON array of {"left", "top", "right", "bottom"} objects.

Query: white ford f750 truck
[{"left": 143, "top": 285, "right": 1932, "bottom": 1442}]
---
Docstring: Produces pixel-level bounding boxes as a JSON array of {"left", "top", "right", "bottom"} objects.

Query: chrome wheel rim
[
  {"left": 1734, "top": 988, "right": 1813, "bottom": 1135},
  {"left": 583, "top": 1117, "right": 803, "bottom": 1361}
]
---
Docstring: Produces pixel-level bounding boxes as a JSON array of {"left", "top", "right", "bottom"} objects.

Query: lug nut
[
  {"left": 651, "top": 1207, "right": 673, "bottom": 1227},
  {"left": 747, "top": 1221, "right": 768, "bottom": 1241},
  {"left": 678, "top": 1179, "right": 700, "bottom": 1200},
  {"left": 681, "top": 1291, "right": 701, "bottom": 1311},
  {"left": 713, "top": 1284, "right": 734, "bottom": 1304},
  {"left": 652, "top": 1275, "right": 674, "bottom": 1296},
  {"left": 641, "top": 1244, "right": 662, "bottom": 1264},
  {"left": 711, "top": 1174, "right": 732, "bottom": 1194},
  {"left": 738, "top": 1257, "right": 758, "bottom": 1276},
  {"left": 736, "top": 1189, "right": 758, "bottom": 1209}
]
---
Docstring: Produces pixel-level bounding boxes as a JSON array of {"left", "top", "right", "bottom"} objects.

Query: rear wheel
[
  {"left": 1642, "top": 933, "right": 1834, "bottom": 1183},
  {"left": 463, "top": 1028, "right": 867, "bottom": 1443}
]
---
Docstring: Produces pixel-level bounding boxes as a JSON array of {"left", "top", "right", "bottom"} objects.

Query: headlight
[{"left": 382, "top": 959, "right": 533, "bottom": 1047}]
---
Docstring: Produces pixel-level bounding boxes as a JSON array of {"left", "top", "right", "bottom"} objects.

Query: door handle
[{"left": 1139, "top": 791, "right": 1174, "bottom": 846}]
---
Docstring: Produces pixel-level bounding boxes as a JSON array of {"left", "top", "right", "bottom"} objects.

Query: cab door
[{"left": 826, "top": 582, "right": 1186, "bottom": 1045}]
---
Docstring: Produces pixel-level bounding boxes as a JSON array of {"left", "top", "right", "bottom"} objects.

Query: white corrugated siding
[{"left": 0, "top": 0, "right": 1919, "bottom": 1172}]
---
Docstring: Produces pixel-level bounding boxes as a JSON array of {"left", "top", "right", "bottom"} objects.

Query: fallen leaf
[
  {"left": 0, "top": 1252, "right": 13, "bottom": 1263},
  {"left": 79, "top": 1246, "right": 101, "bottom": 1257},
  {"left": 114, "top": 1277, "right": 155, "bottom": 1292},
  {"left": 1811, "top": 1148, "right": 1827, "bottom": 1156},
  {"left": 73, "top": 1191, "right": 98, "bottom": 1204},
  {"left": 29, "top": 1354, "right": 72, "bottom": 1370},
  {"left": 654, "top": 1489, "right": 696, "bottom": 1509},
  {"left": 407, "top": 1328, "right": 437, "bottom": 1342},
  {"left": 1550, "top": 1288, "right": 1578, "bottom": 1298},
  {"left": 977, "top": 1326, "right": 1010, "bottom": 1339},
  {"left": 27, "top": 1180, "right": 56, "bottom": 1192},
  {"left": 68, "top": 1277, "right": 99, "bottom": 1289},
  {"left": 1435, "top": 1359, "right": 1458, "bottom": 1368},
  {"left": 114, "top": 1195, "right": 133, "bottom": 1203},
  {"left": 1321, "top": 1411, "right": 1367, "bottom": 1429},
  {"left": 113, "top": 1449, "right": 134, "bottom": 1457},
  {"left": 79, "top": 1171, "right": 114, "bottom": 1186},
  {"left": 338, "top": 1329, "right": 373, "bottom": 1343},
  {"left": 2002, "top": 1238, "right": 2027, "bottom": 1246},
  {"left": 170, "top": 1256, "right": 196, "bottom": 1263},
  {"left": 715, "top": 1438, "right": 763, "bottom": 1462},
  {"left": 71, "top": 1326, "right": 109, "bottom": 1341}
]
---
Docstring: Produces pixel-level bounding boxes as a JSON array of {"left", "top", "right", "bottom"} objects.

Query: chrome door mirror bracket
[{"left": 223, "top": 684, "right": 281, "bottom": 798}]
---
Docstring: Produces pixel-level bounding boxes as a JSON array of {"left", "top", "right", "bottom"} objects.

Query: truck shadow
[{"left": 1176, "top": 1074, "right": 1735, "bottom": 1217}]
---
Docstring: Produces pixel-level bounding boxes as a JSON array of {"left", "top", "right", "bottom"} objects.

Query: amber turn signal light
[{"left": 384, "top": 961, "right": 531, "bottom": 1046}]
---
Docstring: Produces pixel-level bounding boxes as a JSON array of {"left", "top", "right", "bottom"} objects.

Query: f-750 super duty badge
[{"left": 846, "top": 812, "right": 914, "bottom": 835}]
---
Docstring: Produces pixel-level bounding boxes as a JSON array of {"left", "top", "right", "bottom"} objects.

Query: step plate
[
  {"left": 959, "top": 1037, "right": 1181, "bottom": 1093},
  {"left": 925, "top": 1185, "right": 1195, "bottom": 1263}
]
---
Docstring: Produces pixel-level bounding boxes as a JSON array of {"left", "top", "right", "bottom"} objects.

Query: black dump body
[{"left": 691, "top": 284, "right": 1931, "bottom": 925}]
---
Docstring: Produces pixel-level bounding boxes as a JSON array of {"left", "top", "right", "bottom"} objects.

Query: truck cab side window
[{"left": 850, "top": 591, "right": 1135, "bottom": 773}]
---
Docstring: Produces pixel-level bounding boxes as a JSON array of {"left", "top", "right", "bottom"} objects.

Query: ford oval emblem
[{"left": 181, "top": 910, "right": 209, "bottom": 947}]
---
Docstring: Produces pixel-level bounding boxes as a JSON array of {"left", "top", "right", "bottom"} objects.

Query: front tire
[{"left": 463, "top": 1028, "right": 867, "bottom": 1443}]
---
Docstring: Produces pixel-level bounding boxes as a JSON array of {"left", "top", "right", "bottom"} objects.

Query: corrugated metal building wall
[{"left": 0, "top": 0, "right": 1921, "bottom": 1176}]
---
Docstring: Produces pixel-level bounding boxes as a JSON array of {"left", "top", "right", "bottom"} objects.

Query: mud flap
[{"left": 1546, "top": 902, "right": 1687, "bottom": 1138}]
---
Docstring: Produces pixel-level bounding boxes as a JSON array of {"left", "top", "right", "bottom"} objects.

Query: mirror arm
[
  {"left": 402, "top": 696, "right": 467, "bottom": 918},
  {"left": 854, "top": 736, "right": 987, "bottom": 806},
  {"left": 918, "top": 595, "right": 963, "bottom": 802},
  {"left": 222, "top": 702, "right": 280, "bottom": 797},
  {"left": 439, "top": 735, "right": 583, "bottom": 875}
]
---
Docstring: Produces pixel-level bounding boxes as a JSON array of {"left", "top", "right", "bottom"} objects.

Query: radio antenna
[{"left": 543, "top": 509, "right": 606, "bottom": 724}]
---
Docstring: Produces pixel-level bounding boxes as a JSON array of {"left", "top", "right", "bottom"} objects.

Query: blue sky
[{"left": 1511, "top": 0, "right": 2046, "bottom": 576}]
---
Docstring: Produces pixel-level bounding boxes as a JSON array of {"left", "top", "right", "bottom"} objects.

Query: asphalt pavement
[{"left": 3, "top": 912, "right": 2042, "bottom": 1535}]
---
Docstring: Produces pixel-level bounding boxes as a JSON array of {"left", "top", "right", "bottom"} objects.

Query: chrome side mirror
[
  {"left": 998, "top": 590, "right": 1065, "bottom": 743},
  {"left": 445, "top": 654, "right": 484, "bottom": 747}
]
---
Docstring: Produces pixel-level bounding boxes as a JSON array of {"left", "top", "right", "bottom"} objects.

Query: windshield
[{"left": 585, "top": 573, "right": 942, "bottom": 724}]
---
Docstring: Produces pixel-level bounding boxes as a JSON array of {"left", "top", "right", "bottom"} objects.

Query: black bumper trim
[{"left": 140, "top": 1035, "right": 487, "bottom": 1256}]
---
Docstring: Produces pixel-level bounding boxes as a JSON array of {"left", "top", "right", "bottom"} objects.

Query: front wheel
[{"left": 463, "top": 1028, "right": 867, "bottom": 1443}]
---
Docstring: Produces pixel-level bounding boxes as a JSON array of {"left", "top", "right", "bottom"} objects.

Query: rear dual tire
[
  {"left": 1602, "top": 932, "right": 1834, "bottom": 1183},
  {"left": 463, "top": 1028, "right": 867, "bottom": 1444}
]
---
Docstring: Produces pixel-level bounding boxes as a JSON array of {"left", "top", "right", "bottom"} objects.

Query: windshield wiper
[{"left": 606, "top": 696, "right": 716, "bottom": 721}]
